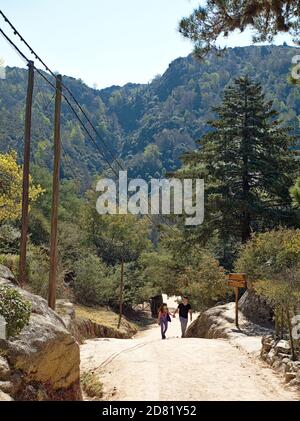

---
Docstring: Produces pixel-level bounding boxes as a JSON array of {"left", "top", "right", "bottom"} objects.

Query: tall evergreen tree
[{"left": 179, "top": 76, "right": 298, "bottom": 250}]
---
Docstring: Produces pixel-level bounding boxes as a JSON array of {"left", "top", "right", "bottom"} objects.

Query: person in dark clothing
[{"left": 173, "top": 296, "right": 192, "bottom": 338}]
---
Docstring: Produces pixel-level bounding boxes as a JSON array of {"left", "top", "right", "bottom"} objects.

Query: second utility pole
[
  {"left": 48, "top": 75, "right": 62, "bottom": 310},
  {"left": 19, "top": 60, "right": 34, "bottom": 287}
]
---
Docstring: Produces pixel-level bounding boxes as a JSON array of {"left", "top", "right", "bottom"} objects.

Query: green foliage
[
  {"left": 0, "top": 224, "right": 20, "bottom": 254},
  {"left": 138, "top": 250, "right": 177, "bottom": 298},
  {"left": 0, "top": 253, "right": 19, "bottom": 279},
  {"left": 235, "top": 228, "right": 300, "bottom": 281},
  {"left": 177, "top": 253, "right": 226, "bottom": 311},
  {"left": 26, "top": 244, "right": 69, "bottom": 299},
  {"left": 73, "top": 254, "right": 117, "bottom": 306},
  {"left": 26, "top": 244, "right": 50, "bottom": 298},
  {"left": 82, "top": 194, "right": 152, "bottom": 265},
  {"left": 0, "top": 285, "right": 31, "bottom": 337},
  {"left": 236, "top": 228, "right": 300, "bottom": 358},
  {"left": 290, "top": 177, "right": 300, "bottom": 207},
  {"left": 28, "top": 208, "right": 50, "bottom": 245},
  {"left": 138, "top": 229, "right": 226, "bottom": 311}
]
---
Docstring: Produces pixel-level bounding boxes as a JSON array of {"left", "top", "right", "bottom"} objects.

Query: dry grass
[
  {"left": 75, "top": 304, "right": 138, "bottom": 332},
  {"left": 81, "top": 371, "right": 103, "bottom": 399}
]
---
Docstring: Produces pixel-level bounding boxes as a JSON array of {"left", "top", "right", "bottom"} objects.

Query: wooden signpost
[{"left": 227, "top": 273, "right": 247, "bottom": 328}]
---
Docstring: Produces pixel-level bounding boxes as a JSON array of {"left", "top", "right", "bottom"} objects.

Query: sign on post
[{"left": 227, "top": 273, "right": 247, "bottom": 328}]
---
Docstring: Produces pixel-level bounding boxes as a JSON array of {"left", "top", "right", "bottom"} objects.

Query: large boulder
[
  {"left": 0, "top": 390, "right": 13, "bottom": 401},
  {"left": 186, "top": 300, "right": 272, "bottom": 341},
  {"left": 238, "top": 289, "right": 273, "bottom": 326},
  {"left": 186, "top": 303, "right": 235, "bottom": 339},
  {"left": 0, "top": 266, "right": 82, "bottom": 401}
]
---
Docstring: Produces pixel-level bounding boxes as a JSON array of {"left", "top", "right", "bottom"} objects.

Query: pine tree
[
  {"left": 180, "top": 76, "right": 298, "bottom": 247},
  {"left": 179, "top": 1, "right": 300, "bottom": 58}
]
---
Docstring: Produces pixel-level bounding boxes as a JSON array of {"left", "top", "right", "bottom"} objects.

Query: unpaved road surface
[{"left": 80, "top": 316, "right": 299, "bottom": 401}]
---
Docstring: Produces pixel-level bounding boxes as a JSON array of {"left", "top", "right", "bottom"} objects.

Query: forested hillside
[{"left": 0, "top": 44, "right": 300, "bottom": 185}]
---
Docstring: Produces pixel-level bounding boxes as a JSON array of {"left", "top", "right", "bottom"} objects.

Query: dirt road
[{"left": 80, "top": 314, "right": 299, "bottom": 401}]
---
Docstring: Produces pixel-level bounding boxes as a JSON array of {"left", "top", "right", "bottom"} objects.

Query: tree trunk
[
  {"left": 150, "top": 295, "right": 163, "bottom": 318},
  {"left": 117, "top": 257, "right": 124, "bottom": 330},
  {"left": 241, "top": 84, "right": 251, "bottom": 244}
]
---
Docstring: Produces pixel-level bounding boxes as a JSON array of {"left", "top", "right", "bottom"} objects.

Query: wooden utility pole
[
  {"left": 117, "top": 256, "right": 125, "bottom": 329},
  {"left": 19, "top": 61, "right": 34, "bottom": 287},
  {"left": 48, "top": 75, "right": 62, "bottom": 310},
  {"left": 227, "top": 273, "right": 247, "bottom": 329},
  {"left": 234, "top": 287, "right": 239, "bottom": 328}
]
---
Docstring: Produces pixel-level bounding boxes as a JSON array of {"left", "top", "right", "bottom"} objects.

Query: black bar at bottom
[{"left": 0, "top": 401, "right": 299, "bottom": 418}]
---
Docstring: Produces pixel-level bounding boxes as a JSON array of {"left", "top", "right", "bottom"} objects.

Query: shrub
[
  {"left": 26, "top": 244, "right": 70, "bottom": 300},
  {"left": 80, "top": 371, "right": 103, "bottom": 399},
  {"left": 26, "top": 244, "right": 50, "bottom": 298},
  {"left": 0, "top": 224, "right": 20, "bottom": 254},
  {"left": 235, "top": 228, "right": 300, "bottom": 359},
  {"left": 0, "top": 285, "right": 31, "bottom": 337},
  {"left": 176, "top": 252, "right": 226, "bottom": 311},
  {"left": 235, "top": 228, "right": 300, "bottom": 282},
  {"left": 73, "top": 254, "right": 116, "bottom": 306},
  {"left": 138, "top": 247, "right": 226, "bottom": 312},
  {"left": 28, "top": 208, "right": 50, "bottom": 245},
  {"left": 0, "top": 253, "right": 19, "bottom": 279}
]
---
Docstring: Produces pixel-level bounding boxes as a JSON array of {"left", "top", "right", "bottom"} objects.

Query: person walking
[
  {"left": 158, "top": 303, "right": 171, "bottom": 339},
  {"left": 173, "top": 296, "right": 192, "bottom": 338}
]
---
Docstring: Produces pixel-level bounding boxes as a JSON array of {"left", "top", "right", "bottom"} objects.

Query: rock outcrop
[
  {"left": 186, "top": 303, "right": 235, "bottom": 339},
  {"left": 0, "top": 266, "right": 82, "bottom": 401},
  {"left": 238, "top": 290, "right": 273, "bottom": 326},
  {"left": 185, "top": 300, "right": 272, "bottom": 358}
]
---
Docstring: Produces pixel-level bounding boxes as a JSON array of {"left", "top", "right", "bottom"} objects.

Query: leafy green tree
[
  {"left": 73, "top": 254, "right": 116, "bottom": 306},
  {"left": 0, "top": 152, "right": 43, "bottom": 223},
  {"left": 82, "top": 191, "right": 152, "bottom": 265},
  {"left": 290, "top": 177, "right": 300, "bottom": 207},
  {"left": 137, "top": 229, "right": 226, "bottom": 311},
  {"left": 178, "top": 76, "right": 298, "bottom": 253},
  {"left": 180, "top": 1, "right": 300, "bottom": 58}
]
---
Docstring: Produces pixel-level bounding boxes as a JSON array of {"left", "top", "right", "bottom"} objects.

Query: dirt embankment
[{"left": 56, "top": 301, "right": 138, "bottom": 343}]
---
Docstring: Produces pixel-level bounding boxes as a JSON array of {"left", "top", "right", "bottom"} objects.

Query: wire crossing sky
[{"left": 0, "top": 0, "right": 293, "bottom": 89}]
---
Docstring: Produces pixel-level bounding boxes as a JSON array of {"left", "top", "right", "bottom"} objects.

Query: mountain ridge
[{"left": 0, "top": 44, "right": 299, "bottom": 185}]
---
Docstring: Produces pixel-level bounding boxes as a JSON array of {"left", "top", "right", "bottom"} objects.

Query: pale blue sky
[{"left": 0, "top": 0, "right": 293, "bottom": 88}]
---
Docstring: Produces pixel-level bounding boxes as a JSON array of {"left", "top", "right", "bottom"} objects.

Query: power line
[
  {"left": 0, "top": 9, "right": 121, "bottom": 167},
  {"left": 0, "top": 24, "right": 114, "bottom": 173},
  {"left": 0, "top": 27, "right": 29, "bottom": 63},
  {"left": 0, "top": 10, "right": 54, "bottom": 75}
]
